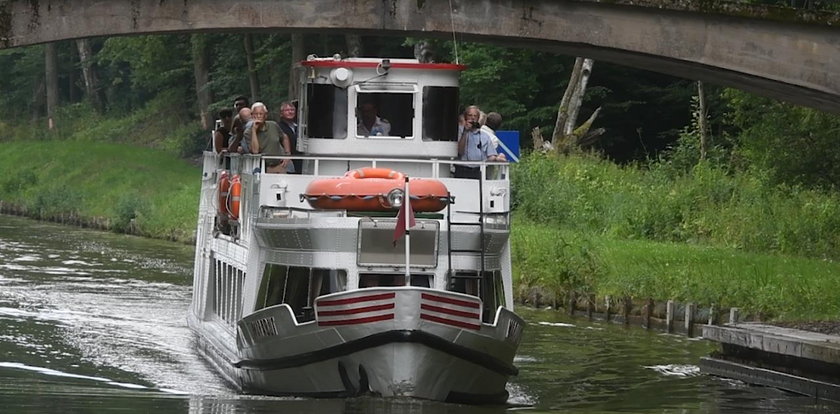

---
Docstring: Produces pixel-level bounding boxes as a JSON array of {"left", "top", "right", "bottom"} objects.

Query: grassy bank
[
  {"left": 510, "top": 153, "right": 840, "bottom": 321},
  {"left": 0, "top": 140, "right": 200, "bottom": 242},
  {"left": 512, "top": 152, "right": 840, "bottom": 261},
  {"left": 511, "top": 219, "right": 840, "bottom": 320}
]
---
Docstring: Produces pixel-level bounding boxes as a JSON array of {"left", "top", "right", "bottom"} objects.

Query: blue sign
[{"left": 496, "top": 130, "right": 520, "bottom": 162}]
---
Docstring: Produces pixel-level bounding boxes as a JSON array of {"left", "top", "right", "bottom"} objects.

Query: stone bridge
[{"left": 2, "top": 0, "right": 838, "bottom": 112}]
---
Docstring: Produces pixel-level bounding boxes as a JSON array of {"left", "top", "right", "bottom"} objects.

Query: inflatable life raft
[{"left": 302, "top": 167, "right": 451, "bottom": 212}]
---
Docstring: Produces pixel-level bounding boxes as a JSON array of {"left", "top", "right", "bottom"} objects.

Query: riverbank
[
  {"left": 0, "top": 141, "right": 200, "bottom": 242},
  {"left": 3, "top": 140, "right": 838, "bottom": 323}
]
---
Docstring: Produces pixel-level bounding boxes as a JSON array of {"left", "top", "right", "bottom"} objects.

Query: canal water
[{"left": 0, "top": 214, "right": 837, "bottom": 413}]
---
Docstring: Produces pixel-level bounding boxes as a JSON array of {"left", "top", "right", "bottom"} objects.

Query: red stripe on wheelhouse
[
  {"left": 420, "top": 314, "right": 481, "bottom": 330},
  {"left": 317, "top": 292, "right": 395, "bottom": 306},
  {"left": 317, "top": 303, "right": 395, "bottom": 317},
  {"left": 421, "top": 293, "right": 480, "bottom": 309},
  {"left": 318, "top": 314, "right": 394, "bottom": 326},
  {"left": 420, "top": 304, "right": 480, "bottom": 319},
  {"left": 300, "top": 60, "right": 466, "bottom": 71}
]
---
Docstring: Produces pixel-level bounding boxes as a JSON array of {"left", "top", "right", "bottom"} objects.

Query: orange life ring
[
  {"left": 217, "top": 171, "right": 230, "bottom": 217},
  {"left": 228, "top": 174, "right": 242, "bottom": 220},
  {"left": 344, "top": 167, "right": 404, "bottom": 181},
  {"left": 302, "top": 168, "right": 451, "bottom": 212}
]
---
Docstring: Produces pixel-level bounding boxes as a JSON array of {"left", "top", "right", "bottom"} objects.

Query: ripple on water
[
  {"left": 0, "top": 362, "right": 187, "bottom": 394},
  {"left": 644, "top": 364, "right": 701, "bottom": 377}
]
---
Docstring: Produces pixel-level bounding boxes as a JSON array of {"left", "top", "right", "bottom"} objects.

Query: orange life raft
[{"left": 302, "top": 167, "right": 451, "bottom": 212}]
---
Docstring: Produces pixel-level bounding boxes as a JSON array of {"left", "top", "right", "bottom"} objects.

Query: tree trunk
[
  {"left": 346, "top": 35, "right": 362, "bottom": 57},
  {"left": 551, "top": 58, "right": 584, "bottom": 146},
  {"left": 31, "top": 78, "right": 45, "bottom": 121},
  {"left": 45, "top": 42, "right": 59, "bottom": 130},
  {"left": 552, "top": 57, "right": 598, "bottom": 153},
  {"left": 564, "top": 58, "right": 594, "bottom": 136},
  {"left": 243, "top": 33, "right": 260, "bottom": 102},
  {"left": 191, "top": 34, "right": 213, "bottom": 131},
  {"left": 76, "top": 38, "right": 104, "bottom": 113},
  {"left": 697, "top": 81, "right": 709, "bottom": 161},
  {"left": 288, "top": 33, "right": 304, "bottom": 102}
]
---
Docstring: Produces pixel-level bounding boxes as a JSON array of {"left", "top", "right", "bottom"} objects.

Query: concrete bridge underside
[{"left": 2, "top": 0, "right": 838, "bottom": 113}]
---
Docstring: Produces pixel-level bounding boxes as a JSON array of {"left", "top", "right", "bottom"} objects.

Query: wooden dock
[{"left": 702, "top": 323, "right": 840, "bottom": 402}]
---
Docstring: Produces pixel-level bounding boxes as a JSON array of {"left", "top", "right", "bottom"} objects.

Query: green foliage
[
  {"left": 0, "top": 140, "right": 200, "bottom": 242},
  {"left": 512, "top": 216, "right": 840, "bottom": 320},
  {"left": 511, "top": 219, "right": 603, "bottom": 301},
  {"left": 723, "top": 88, "right": 840, "bottom": 191},
  {"left": 512, "top": 153, "right": 840, "bottom": 260}
]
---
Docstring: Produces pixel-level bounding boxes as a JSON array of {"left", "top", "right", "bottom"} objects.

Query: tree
[
  {"left": 76, "top": 38, "right": 104, "bottom": 113},
  {"left": 191, "top": 34, "right": 214, "bottom": 130},
  {"left": 243, "top": 33, "right": 260, "bottom": 102},
  {"left": 45, "top": 43, "right": 59, "bottom": 130},
  {"left": 551, "top": 57, "right": 602, "bottom": 154}
]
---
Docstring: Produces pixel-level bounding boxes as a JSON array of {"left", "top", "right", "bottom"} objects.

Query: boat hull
[{"left": 190, "top": 288, "right": 523, "bottom": 403}]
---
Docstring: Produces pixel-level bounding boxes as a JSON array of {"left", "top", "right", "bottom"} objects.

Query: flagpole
[{"left": 404, "top": 175, "right": 411, "bottom": 286}]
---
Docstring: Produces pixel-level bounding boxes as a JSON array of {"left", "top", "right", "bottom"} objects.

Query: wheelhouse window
[
  {"left": 305, "top": 83, "right": 347, "bottom": 139},
  {"left": 355, "top": 87, "right": 415, "bottom": 139},
  {"left": 255, "top": 265, "right": 347, "bottom": 322},
  {"left": 422, "top": 86, "right": 459, "bottom": 141},
  {"left": 359, "top": 273, "right": 431, "bottom": 288}
]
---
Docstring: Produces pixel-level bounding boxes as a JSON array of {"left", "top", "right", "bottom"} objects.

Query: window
[
  {"left": 422, "top": 86, "right": 459, "bottom": 141},
  {"left": 359, "top": 273, "right": 431, "bottom": 288},
  {"left": 449, "top": 270, "right": 505, "bottom": 323},
  {"left": 355, "top": 92, "right": 414, "bottom": 138},
  {"left": 255, "top": 265, "right": 347, "bottom": 322},
  {"left": 305, "top": 84, "right": 347, "bottom": 139}
]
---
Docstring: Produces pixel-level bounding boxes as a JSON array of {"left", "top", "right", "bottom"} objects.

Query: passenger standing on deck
[
  {"left": 482, "top": 112, "right": 503, "bottom": 150},
  {"left": 455, "top": 105, "right": 504, "bottom": 179},
  {"left": 229, "top": 96, "right": 251, "bottom": 153},
  {"left": 278, "top": 101, "right": 302, "bottom": 174},
  {"left": 230, "top": 107, "right": 252, "bottom": 153},
  {"left": 213, "top": 109, "right": 234, "bottom": 154},
  {"left": 247, "top": 102, "right": 292, "bottom": 174}
]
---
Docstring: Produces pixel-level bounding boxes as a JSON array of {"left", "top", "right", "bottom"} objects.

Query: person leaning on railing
[
  {"left": 246, "top": 102, "right": 293, "bottom": 174},
  {"left": 455, "top": 105, "right": 505, "bottom": 179}
]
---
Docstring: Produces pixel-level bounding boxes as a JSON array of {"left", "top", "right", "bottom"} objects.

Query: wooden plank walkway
[{"left": 702, "top": 323, "right": 840, "bottom": 402}]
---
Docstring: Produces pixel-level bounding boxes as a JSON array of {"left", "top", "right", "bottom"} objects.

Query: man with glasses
[
  {"left": 246, "top": 102, "right": 292, "bottom": 173},
  {"left": 455, "top": 105, "right": 504, "bottom": 179}
]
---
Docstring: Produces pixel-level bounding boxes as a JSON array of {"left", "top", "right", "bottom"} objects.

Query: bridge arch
[{"left": 2, "top": 0, "right": 838, "bottom": 113}]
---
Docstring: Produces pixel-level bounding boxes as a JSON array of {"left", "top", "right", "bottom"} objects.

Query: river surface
[{"left": 0, "top": 214, "right": 837, "bottom": 413}]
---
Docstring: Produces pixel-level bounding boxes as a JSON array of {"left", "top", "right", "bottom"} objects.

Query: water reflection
[{"left": 1, "top": 214, "right": 839, "bottom": 413}]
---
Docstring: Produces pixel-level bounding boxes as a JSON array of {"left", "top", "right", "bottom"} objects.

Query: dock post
[
  {"left": 587, "top": 294, "right": 595, "bottom": 320},
  {"left": 622, "top": 296, "right": 631, "bottom": 325},
  {"left": 605, "top": 296, "right": 612, "bottom": 322},
  {"left": 666, "top": 300, "right": 675, "bottom": 333},
  {"left": 643, "top": 298, "right": 653, "bottom": 330},
  {"left": 685, "top": 303, "right": 696, "bottom": 337},
  {"left": 708, "top": 303, "right": 718, "bottom": 325},
  {"left": 729, "top": 308, "right": 740, "bottom": 324},
  {"left": 567, "top": 292, "right": 576, "bottom": 316}
]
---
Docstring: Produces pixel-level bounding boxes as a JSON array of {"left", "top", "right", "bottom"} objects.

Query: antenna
[{"left": 449, "top": 0, "right": 459, "bottom": 64}]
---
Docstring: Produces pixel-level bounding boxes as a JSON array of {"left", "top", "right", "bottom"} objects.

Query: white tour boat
[{"left": 188, "top": 55, "right": 525, "bottom": 404}]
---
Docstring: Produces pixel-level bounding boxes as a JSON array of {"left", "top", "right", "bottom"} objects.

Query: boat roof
[{"left": 301, "top": 56, "right": 466, "bottom": 71}]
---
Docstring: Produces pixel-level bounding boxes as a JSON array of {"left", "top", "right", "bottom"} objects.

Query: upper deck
[{"left": 296, "top": 56, "right": 465, "bottom": 159}]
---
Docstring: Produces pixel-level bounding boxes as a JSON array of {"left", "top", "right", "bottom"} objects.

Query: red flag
[{"left": 393, "top": 185, "right": 415, "bottom": 245}]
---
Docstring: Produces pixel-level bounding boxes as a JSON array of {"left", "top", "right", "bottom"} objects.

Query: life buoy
[
  {"left": 302, "top": 168, "right": 450, "bottom": 212},
  {"left": 217, "top": 171, "right": 230, "bottom": 217},
  {"left": 344, "top": 167, "right": 405, "bottom": 181},
  {"left": 228, "top": 174, "right": 242, "bottom": 220}
]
